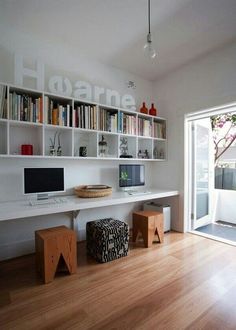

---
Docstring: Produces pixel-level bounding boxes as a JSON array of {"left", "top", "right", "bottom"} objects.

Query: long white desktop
[{"left": 0, "top": 189, "right": 179, "bottom": 229}]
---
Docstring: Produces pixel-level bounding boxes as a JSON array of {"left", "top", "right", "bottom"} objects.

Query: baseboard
[
  {"left": 0, "top": 239, "right": 35, "bottom": 261},
  {"left": 0, "top": 229, "right": 86, "bottom": 261}
]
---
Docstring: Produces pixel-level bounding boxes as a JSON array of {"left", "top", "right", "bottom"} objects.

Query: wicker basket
[{"left": 74, "top": 185, "right": 112, "bottom": 198}]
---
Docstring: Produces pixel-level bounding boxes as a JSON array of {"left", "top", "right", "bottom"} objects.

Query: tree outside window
[{"left": 211, "top": 113, "right": 236, "bottom": 165}]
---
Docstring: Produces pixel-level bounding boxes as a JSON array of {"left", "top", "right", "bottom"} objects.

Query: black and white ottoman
[{"left": 86, "top": 218, "right": 129, "bottom": 263}]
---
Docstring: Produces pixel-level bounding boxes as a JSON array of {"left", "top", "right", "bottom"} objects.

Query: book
[
  {"left": 52, "top": 108, "right": 58, "bottom": 125},
  {"left": 0, "top": 85, "right": 7, "bottom": 118}
]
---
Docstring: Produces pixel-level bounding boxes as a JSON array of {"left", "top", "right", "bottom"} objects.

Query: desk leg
[{"left": 71, "top": 210, "right": 80, "bottom": 230}]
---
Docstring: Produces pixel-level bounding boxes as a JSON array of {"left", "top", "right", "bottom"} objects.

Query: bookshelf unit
[{"left": 0, "top": 83, "right": 167, "bottom": 161}]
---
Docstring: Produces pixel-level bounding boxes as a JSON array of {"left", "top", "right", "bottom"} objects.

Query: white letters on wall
[
  {"left": 74, "top": 81, "right": 92, "bottom": 100},
  {"left": 121, "top": 94, "right": 136, "bottom": 111},
  {"left": 14, "top": 53, "right": 44, "bottom": 90},
  {"left": 48, "top": 76, "right": 72, "bottom": 96},
  {"left": 106, "top": 89, "right": 121, "bottom": 107},
  {"left": 14, "top": 53, "right": 136, "bottom": 110},
  {"left": 94, "top": 86, "right": 105, "bottom": 103}
]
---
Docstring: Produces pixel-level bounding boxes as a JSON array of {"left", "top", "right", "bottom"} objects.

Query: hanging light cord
[
  {"left": 148, "top": 0, "right": 151, "bottom": 34},
  {"left": 144, "top": 0, "right": 156, "bottom": 58}
]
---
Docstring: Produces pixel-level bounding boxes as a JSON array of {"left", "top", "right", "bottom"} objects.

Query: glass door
[{"left": 191, "top": 118, "right": 214, "bottom": 229}]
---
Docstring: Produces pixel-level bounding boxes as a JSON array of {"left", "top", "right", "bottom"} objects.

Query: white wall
[
  {"left": 0, "top": 23, "right": 160, "bottom": 260},
  {"left": 214, "top": 190, "right": 236, "bottom": 225},
  {"left": 218, "top": 146, "right": 236, "bottom": 161},
  {"left": 0, "top": 22, "right": 154, "bottom": 108},
  {"left": 153, "top": 41, "right": 236, "bottom": 231}
]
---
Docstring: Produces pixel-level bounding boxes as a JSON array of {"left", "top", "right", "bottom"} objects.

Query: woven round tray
[{"left": 74, "top": 185, "right": 112, "bottom": 198}]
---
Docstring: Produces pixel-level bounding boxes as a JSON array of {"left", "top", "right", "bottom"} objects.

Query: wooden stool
[
  {"left": 132, "top": 211, "right": 164, "bottom": 247},
  {"left": 35, "top": 226, "right": 77, "bottom": 284}
]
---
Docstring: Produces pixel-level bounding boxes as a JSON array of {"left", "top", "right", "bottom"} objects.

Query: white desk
[{"left": 0, "top": 189, "right": 179, "bottom": 227}]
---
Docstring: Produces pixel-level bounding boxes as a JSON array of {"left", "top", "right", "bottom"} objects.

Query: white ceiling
[{"left": 1, "top": 0, "right": 236, "bottom": 81}]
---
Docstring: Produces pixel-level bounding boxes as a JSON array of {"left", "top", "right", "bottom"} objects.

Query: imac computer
[
  {"left": 119, "top": 164, "right": 149, "bottom": 195},
  {"left": 23, "top": 167, "right": 65, "bottom": 204}
]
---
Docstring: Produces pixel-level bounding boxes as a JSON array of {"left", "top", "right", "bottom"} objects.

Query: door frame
[{"left": 184, "top": 102, "right": 236, "bottom": 233}]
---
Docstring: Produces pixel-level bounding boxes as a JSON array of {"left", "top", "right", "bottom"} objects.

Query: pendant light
[{"left": 143, "top": 0, "right": 157, "bottom": 59}]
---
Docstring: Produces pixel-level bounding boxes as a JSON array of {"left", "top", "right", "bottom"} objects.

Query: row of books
[
  {"left": 138, "top": 118, "right": 152, "bottom": 137},
  {"left": 9, "top": 92, "right": 42, "bottom": 123},
  {"left": 0, "top": 85, "right": 7, "bottom": 119},
  {"left": 121, "top": 113, "right": 137, "bottom": 135},
  {"left": 44, "top": 96, "right": 71, "bottom": 127},
  {"left": 74, "top": 104, "right": 97, "bottom": 130},
  {"left": 99, "top": 110, "right": 138, "bottom": 135},
  {"left": 2, "top": 92, "right": 167, "bottom": 138},
  {"left": 99, "top": 108, "right": 118, "bottom": 133},
  {"left": 153, "top": 121, "right": 166, "bottom": 139}
]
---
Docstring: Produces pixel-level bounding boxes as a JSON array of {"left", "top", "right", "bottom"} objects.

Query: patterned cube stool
[{"left": 86, "top": 218, "right": 129, "bottom": 263}]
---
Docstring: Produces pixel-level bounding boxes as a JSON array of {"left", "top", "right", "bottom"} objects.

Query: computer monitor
[
  {"left": 119, "top": 164, "right": 145, "bottom": 190},
  {"left": 23, "top": 167, "right": 65, "bottom": 200}
]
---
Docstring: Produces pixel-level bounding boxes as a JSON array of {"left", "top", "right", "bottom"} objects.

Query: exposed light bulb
[{"left": 143, "top": 33, "right": 157, "bottom": 59}]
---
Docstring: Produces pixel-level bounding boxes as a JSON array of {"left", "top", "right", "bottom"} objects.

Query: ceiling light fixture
[{"left": 143, "top": 0, "right": 157, "bottom": 59}]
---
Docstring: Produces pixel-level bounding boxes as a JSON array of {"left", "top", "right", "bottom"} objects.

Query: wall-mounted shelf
[{"left": 0, "top": 83, "right": 167, "bottom": 161}]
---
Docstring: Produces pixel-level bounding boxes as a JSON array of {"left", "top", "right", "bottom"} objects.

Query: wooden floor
[{"left": 1, "top": 232, "right": 236, "bottom": 330}]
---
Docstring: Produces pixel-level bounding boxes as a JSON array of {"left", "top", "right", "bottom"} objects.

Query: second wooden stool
[
  {"left": 133, "top": 211, "right": 164, "bottom": 247},
  {"left": 35, "top": 226, "right": 77, "bottom": 284}
]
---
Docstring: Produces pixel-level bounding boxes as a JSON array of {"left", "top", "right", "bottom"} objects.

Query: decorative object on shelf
[
  {"left": 119, "top": 137, "right": 133, "bottom": 158},
  {"left": 98, "top": 135, "right": 108, "bottom": 157},
  {"left": 49, "top": 131, "right": 58, "bottom": 156},
  {"left": 138, "top": 149, "right": 149, "bottom": 159},
  {"left": 140, "top": 102, "right": 148, "bottom": 114},
  {"left": 79, "top": 146, "right": 87, "bottom": 157},
  {"left": 74, "top": 185, "right": 112, "bottom": 198},
  {"left": 120, "top": 137, "right": 128, "bottom": 156},
  {"left": 145, "top": 149, "right": 149, "bottom": 158},
  {"left": 149, "top": 103, "right": 157, "bottom": 116},
  {"left": 153, "top": 146, "right": 165, "bottom": 159},
  {"left": 57, "top": 133, "right": 62, "bottom": 156},
  {"left": 159, "top": 148, "right": 165, "bottom": 159},
  {"left": 143, "top": 0, "right": 157, "bottom": 59},
  {"left": 153, "top": 146, "right": 158, "bottom": 159},
  {"left": 21, "top": 144, "right": 33, "bottom": 155}
]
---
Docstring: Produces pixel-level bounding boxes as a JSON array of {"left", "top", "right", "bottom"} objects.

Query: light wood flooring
[{"left": 0, "top": 232, "right": 236, "bottom": 329}]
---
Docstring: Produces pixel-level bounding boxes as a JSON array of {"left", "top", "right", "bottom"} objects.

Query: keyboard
[
  {"left": 29, "top": 197, "right": 68, "bottom": 206},
  {"left": 127, "top": 191, "right": 151, "bottom": 196}
]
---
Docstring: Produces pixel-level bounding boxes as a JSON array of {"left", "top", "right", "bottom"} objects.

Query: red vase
[
  {"left": 140, "top": 102, "right": 148, "bottom": 114},
  {"left": 149, "top": 103, "right": 157, "bottom": 116}
]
